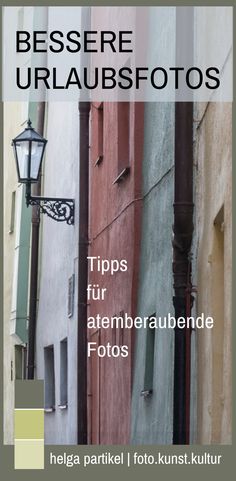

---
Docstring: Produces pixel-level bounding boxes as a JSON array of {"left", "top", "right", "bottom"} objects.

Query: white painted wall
[{"left": 35, "top": 101, "right": 80, "bottom": 444}]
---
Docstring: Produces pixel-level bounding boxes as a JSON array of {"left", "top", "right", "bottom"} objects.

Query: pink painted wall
[{"left": 88, "top": 100, "right": 144, "bottom": 444}]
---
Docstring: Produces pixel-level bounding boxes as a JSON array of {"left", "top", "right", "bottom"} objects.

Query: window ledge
[
  {"left": 44, "top": 406, "right": 55, "bottom": 413},
  {"left": 94, "top": 155, "right": 103, "bottom": 166},
  {"left": 58, "top": 403, "right": 68, "bottom": 410},
  {"left": 113, "top": 166, "right": 130, "bottom": 185},
  {"left": 140, "top": 389, "right": 153, "bottom": 399}
]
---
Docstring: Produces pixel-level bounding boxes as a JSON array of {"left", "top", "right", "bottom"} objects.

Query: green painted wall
[
  {"left": 14, "top": 196, "right": 31, "bottom": 343},
  {"left": 14, "top": 103, "right": 37, "bottom": 343},
  {"left": 131, "top": 102, "right": 175, "bottom": 444}
]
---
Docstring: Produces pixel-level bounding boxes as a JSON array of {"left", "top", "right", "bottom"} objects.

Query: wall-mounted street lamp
[{"left": 12, "top": 119, "right": 74, "bottom": 225}]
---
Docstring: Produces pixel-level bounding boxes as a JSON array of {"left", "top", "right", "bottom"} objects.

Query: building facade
[
  {"left": 131, "top": 102, "right": 176, "bottom": 444},
  {"left": 35, "top": 101, "right": 80, "bottom": 444},
  {"left": 88, "top": 101, "right": 144, "bottom": 444},
  {"left": 3, "top": 5, "right": 232, "bottom": 447},
  {"left": 194, "top": 101, "right": 232, "bottom": 444},
  {"left": 3, "top": 101, "right": 31, "bottom": 444}
]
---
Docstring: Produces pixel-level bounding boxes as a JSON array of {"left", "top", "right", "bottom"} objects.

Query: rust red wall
[{"left": 88, "top": 101, "right": 144, "bottom": 444}]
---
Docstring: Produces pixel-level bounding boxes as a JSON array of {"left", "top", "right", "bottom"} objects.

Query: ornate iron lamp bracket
[{"left": 27, "top": 195, "right": 74, "bottom": 225}]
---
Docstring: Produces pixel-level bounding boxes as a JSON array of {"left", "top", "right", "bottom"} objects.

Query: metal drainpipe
[
  {"left": 27, "top": 102, "right": 46, "bottom": 380},
  {"left": 172, "top": 101, "right": 193, "bottom": 444},
  {"left": 77, "top": 101, "right": 90, "bottom": 443},
  {"left": 172, "top": 6, "right": 194, "bottom": 445}
]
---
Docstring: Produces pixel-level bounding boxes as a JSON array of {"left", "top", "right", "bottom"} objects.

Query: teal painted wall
[
  {"left": 131, "top": 102, "right": 175, "bottom": 444},
  {"left": 14, "top": 198, "right": 31, "bottom": 343},
  {"left": 14, "top": 103, "right": 37, "bottom": 343}
]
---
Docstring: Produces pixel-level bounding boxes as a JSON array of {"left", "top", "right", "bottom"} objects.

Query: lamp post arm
[{"left": 26, "top": 193, "right": 74, "bottom": 225}]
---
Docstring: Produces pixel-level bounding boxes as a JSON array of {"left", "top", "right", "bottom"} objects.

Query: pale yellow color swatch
[{"left": 14, "top": 439, "right": 44, "bottom": 470}]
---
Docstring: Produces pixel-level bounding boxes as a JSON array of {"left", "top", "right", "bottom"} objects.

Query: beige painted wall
[
  {"left": 194, "top": 101, "right": 232, "bottom": 444},
  {"left": 3, "top": 102, "right": 28, "bottom": 444}
]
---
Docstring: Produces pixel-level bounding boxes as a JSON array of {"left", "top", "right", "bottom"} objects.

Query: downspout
[
  {"left": 77, "top": 101, "right": 90, "bottom": 443},
  {"left": 27, "top": 102, "right": 46, "bottom": 379},
  {"left": 172, "top": 7, "right": 194, "bottom": 444},
  {"left": 77, "top": 5, "right": 91, "bottom": 445},
  {"left": 27, "top": 7, "right": 48, "bottom": 380},
  {"left": 172, "top": 101, "right": 193, "bottom": 444}
]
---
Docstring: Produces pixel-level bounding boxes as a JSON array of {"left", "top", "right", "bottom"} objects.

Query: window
[
  {"left": 97, "top": 102, "right": 103, "bottom": 164},
  {"left": 141, "top": 314, "right": 156, "bottom": 398},
  {"left": 118, "top": 102, "right": 130, "bottom": 172},
  {"left": 113, "top": 102, "right": 131, "bottom": 184},
  {"left": 17, "top": 7, "right": 24, "bottom": 31},
  {"left": 15, "top": 345, "right": 27, "bottom": 379},
  {"left": 9, "top": 191, "right": 16, "bottom": 234},
  {"left": 211, "top": 206, "right": 224, "bottom": 443},
  {"left": 93, "top": 102, "right": 104, "bottom": 166},
  {"left": 44, "top": 345, "right": 55, "bottom": 412},
  {"left": 112, "top": 310, "right": 125, "bottom": 346},
  {"left": 68, "top": 274, "right": 75, "bottom": 318},
  {"left": 59, "top": 338, "right": 68, "bottom": 409}
]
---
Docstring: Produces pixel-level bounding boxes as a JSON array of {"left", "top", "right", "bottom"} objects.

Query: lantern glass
[
  {"left": 30, "top": 141, "right": 44, "bottom": 180},
  {"left": 14, "top": 140, "right": 45, "bottom": 183},
  {"left": 15, "top": 141, "right": 29, "bottom": 180}
]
